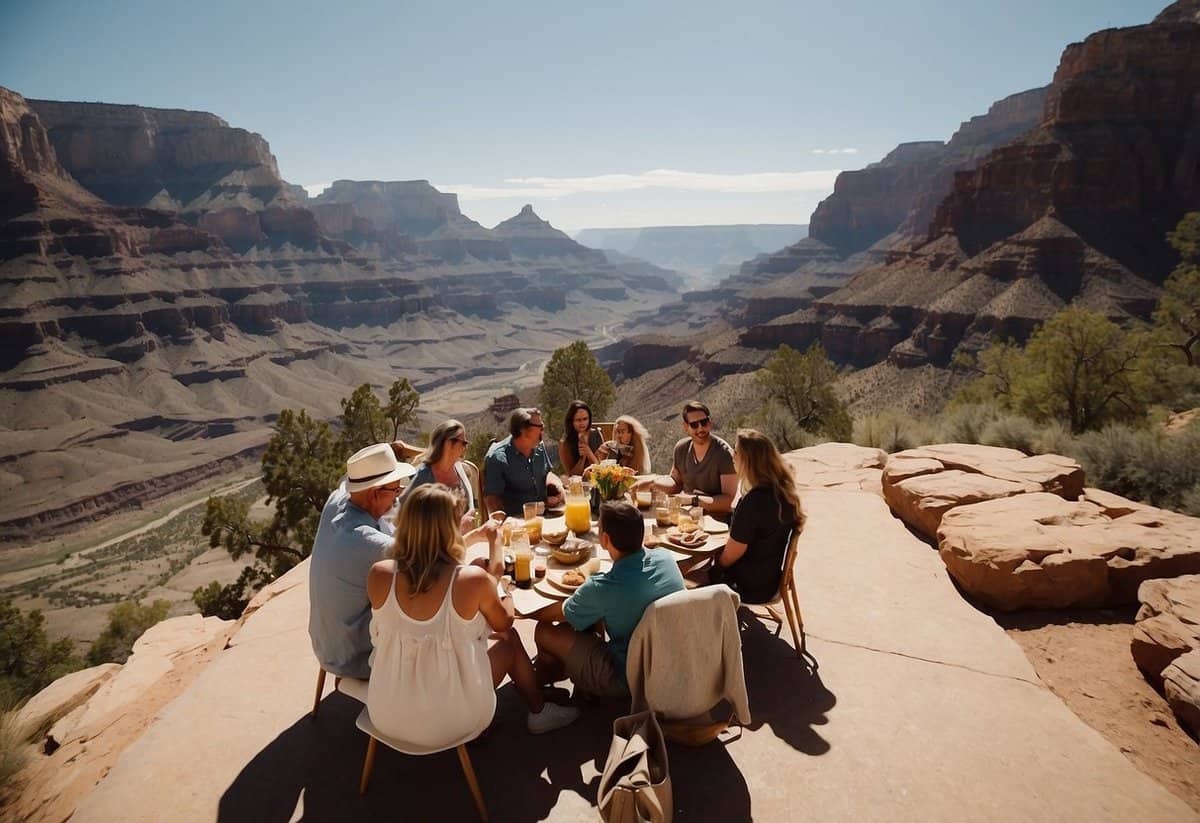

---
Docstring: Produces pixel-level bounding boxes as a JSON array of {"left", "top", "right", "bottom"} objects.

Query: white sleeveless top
[{"left": 367, "top": 565, "right": 496, "bottom": 751}]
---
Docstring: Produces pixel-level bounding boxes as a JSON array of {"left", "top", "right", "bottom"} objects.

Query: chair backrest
[
  {"left": 476, "top": 439, "right": 499, "bottom": 519},
  {"left": 778, "top": 527, "right": 802, "bottom": 598},
  {"left": 596, "top": 422, "right": 614, "bottom": 442},
  {"left": 461, "top": 460, "right": 482, "bottom": 515},
  {"left": 625, "top": 585, "right": 750, "bottom": 726}
]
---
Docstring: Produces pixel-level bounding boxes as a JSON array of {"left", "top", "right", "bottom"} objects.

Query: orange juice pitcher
[{"left": 564, "top": 492, "right": 591, "bottom": 535}]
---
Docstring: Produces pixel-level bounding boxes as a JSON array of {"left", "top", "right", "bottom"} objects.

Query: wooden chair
[
  {"left": 596, "top": 422, "right": 614, "bottom": 442},
  {"left": 745, "top": 529, "right": 809, "bottom": 662},
  {"left": 461, "top": 459, "right": 483, "bottom": 519},
  {"left": 336, "top": 678, "right": 487, "bottom": 819},
  {"left": 311, "top": 666, "right": 328, "bottom": 717},
  {"left": 476, "top": 439, "right": 499, "bottom": 519}
]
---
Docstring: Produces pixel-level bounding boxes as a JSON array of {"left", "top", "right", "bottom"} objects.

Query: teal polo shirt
[{"left": 563, "top": 548, "right": 685, "bottom": 678}]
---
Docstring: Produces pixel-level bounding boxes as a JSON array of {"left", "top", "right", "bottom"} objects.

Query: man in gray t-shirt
[{"left": 636, "top": 401, "right": 738, "bottom": 518}]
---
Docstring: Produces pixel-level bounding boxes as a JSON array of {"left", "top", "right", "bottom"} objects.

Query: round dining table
[{"left": 463, "top": 510, "right": 727, "bottom": 616}]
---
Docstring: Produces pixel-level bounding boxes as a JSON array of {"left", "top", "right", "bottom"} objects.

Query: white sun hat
[{"left": 345, "top": 443, "right": 417, "bottom": 493}]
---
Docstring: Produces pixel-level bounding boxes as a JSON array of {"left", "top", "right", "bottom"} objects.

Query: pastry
[{"left": 561, "top": 570, "right": 586, "bottom": 587}]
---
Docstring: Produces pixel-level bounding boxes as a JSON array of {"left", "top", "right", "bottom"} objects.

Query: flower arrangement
[{"left": 591, "top": 463, "right": 636, "bottom": 501}]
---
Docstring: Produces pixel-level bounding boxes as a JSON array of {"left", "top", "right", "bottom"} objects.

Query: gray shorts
[{"left": 564, "top": 632, "right": 630, "bottom": 700}]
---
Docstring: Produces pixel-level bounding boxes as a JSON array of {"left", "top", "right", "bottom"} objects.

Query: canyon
[
  {"left": 623, "top": 1, "right": 1199, "bottom": 379},
  {"left": 0, "top": 89, "right": 679, "bottom": 544}
]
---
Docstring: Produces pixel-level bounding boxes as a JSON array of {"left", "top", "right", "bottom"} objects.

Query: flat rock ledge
[
  {"left": 1133, "top": 575, "right": 1200, "bottom": 736},
  {"left": 783, "top": 442, "right": 887, "bottom": 492},
  {"left": 882, "top": 443, "right": 1085, "bottom": 537},
  {"left": 938, "top": 493, "right": 1200, "bottom": 611},
  {"left": 8, "top": 613, "right": 234, "bottom": 822}
]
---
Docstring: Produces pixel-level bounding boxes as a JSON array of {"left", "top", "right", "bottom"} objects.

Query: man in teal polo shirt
[{"left": 533, "top": 500, "right": 684, "bottom": 698}]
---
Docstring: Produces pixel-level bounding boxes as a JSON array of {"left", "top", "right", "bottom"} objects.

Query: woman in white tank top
[{"left": 365, "top": 484, "right": 579, "bottom": 746}]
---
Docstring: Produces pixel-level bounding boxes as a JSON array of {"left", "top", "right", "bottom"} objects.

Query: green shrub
[
  {"left": 0, "top": 709, "right": 27, "bottom": 800},
  {"left": 936, "top": 403, "right": 999, "bottom": 444},
  {"left": 0, "top": 599, "right": 77, "bottom": 709},
  {"left": 852, "top": 411, "right": 932, "bottom": 453},
  {"left": 1031, "top": 421, "right": 1075, "bottom": 456},
  {"left": 87, "top": 599, "right": 171, "bottom": 666},
  {"left": 1069, "top": 424, "right": 1200, "bottom": 511},
  {"left": 980, "top": 413, "right": 1040, "bottom": 453}
]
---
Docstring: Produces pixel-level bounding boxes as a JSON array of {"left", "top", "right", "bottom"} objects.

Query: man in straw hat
[{"left": 308, "top": 443, "right": 416, "bottom": 679}]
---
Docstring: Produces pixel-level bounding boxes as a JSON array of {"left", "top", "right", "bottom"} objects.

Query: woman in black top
[
  {"left": 558, "top": 399, "right": 604, "bottom": 476},
  {"left": 708, "top": 429, "right": 804, "bottom": 603}
]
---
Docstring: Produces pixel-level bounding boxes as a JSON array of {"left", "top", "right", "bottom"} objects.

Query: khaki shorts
[{"left": 565, "top": 631, "right": 629, "bottom": 699}]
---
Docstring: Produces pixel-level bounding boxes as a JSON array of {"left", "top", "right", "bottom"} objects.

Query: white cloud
[
  {"left": 435, "top": 168, "right": 843, "bottom": 201},
  {"left": 302, "top": 181, "right": 332, "bottom": 198},
  {"left": 811, "top": 148, "right": 859, "bottom": 156}
]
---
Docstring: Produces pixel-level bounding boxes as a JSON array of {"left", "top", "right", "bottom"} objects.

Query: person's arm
[
  {"left": 390, "top": 439, "right": 423, "bottom": 462},
  {"left": 633, "top": 469, "right": 682, "bottom": 494},
  {"left": 718, "top": 537, "right": 749, "bottom": 567},
  {"left": 558, "top": 441, "right": 576, "bottom": 476},
  {"left": 702, "top": 472, "right": 738, "bottom": 515},
  {"left": 532, "top": 600, "right": 566, "bottom": 623},
  {"left": 545, "top": 470, "right": 564, "bottom": 506},
  {"left": 464, "top": 512, "right": 506, "bottom": 576},
  {"left": 469, "top": 565, "right": 515, "bottom": 632},
  {"left": 366, "top": 560, "right": 395, "bottom": 609}
]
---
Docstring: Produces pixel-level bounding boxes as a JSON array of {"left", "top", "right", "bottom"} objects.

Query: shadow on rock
[
  {"left": 217, "top": 681, "right": 754, "bottom": 821},
  {"left": 218, "top": 686, "right": 610, "bottom": 822},
  {"left": 988, "top": 604, "right": 1137, "bottom": 631},
  {"left": 739, "top": 613, "right": 836, "bottom": 755}
]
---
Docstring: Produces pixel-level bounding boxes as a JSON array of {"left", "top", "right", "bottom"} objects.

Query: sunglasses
[
  {"left": 527, "top": 422, "right": 545, "bottom": 430},
  {"left": 378, "top": 484, "right": 404, "bottom": 495},
  {"left": 450, "top": 436, "right": 470, "bottom": 445},
  {"left": 686, "top": 417, "right": 712, "bottom": 430}
]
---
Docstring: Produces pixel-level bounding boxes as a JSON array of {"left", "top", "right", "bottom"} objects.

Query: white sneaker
[{"left": 527, "top": 702, "right": 580, "bottom": 734}]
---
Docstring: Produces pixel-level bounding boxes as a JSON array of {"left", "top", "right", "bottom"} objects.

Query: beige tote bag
[{"left": 597, "top": 710, "right": 673, "bottom": 823}]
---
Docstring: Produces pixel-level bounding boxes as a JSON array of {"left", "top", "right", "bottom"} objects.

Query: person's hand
[
  {"left": 460, "top": 513, "right": 476, "bottom": 533},
  {"left": 621, "top": 467, "right": 635, "bottom": 478},
  {"left": 546, "top": 490, "right": 564, "bottom": 507},
  {"left": 596, "top": 442, "right": 611, "bottom": 459}
]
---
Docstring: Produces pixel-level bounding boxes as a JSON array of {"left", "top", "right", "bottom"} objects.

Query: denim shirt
[
  {"left": 484, "top": 436, "right": 552, "bottom": 516},
  {"left": 307, "top": 485, "right": 392, "bottom": 678}
]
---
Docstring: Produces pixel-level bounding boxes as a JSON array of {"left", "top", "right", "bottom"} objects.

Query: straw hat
[{"left": 345, "top": 443, "right": 417, "bottom": 493}]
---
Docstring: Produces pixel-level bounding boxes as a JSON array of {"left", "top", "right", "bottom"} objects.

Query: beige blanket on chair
[{"left": 625, "top": 585, "right": 751, "bottom": 725}]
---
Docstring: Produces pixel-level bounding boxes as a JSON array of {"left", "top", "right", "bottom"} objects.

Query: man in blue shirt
[
  {"left": 533, "top": 500, "right": 685, "bottom": 698},
  {"left": 308, "top": 443, "right": 416, "bottom": 679},
  {"left": 484, "top": 407, "right": 564, "bottom": 516}
]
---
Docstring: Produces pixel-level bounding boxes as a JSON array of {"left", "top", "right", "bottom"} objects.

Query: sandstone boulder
[
  {"left": 1163, "top": 650, "right": 1200, "bottom": 738},
  {"left": 938, "top": 494, "right": 1200, "bottom": 611},
  {"left": 783, "top": 442, "right": 887, "bottom": 492},
  {"left": 882, "top": 443, "right": 1084, "bottom": 537},
  {"left": 13, "top": 663, "right": 119, "bottom": 737},
  {"left": 1131, "top": 575, "right": 1200, "bottom": 687}
]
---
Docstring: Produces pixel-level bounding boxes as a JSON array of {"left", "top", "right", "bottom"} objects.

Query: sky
[{"left": 0, "top": 0, "right": 1167, "bottom": 233}]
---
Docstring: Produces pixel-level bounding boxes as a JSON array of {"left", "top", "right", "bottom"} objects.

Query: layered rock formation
[
  {"left": 877, "top": 443, "right": 1200, "bottom": 611},
  {"left": 882, "top": 444, "right": 1085, "bottom": 537},
  {"left": 0, "top": 86, "right": 675, "bottom": 542},
  {"left": 772, "top": 3, "right": 1199, "bottom": 367},
  {"left": 624, "top": 85, "right": 1049, "bottom": 366},
  {"left": 1132, "top": 575, "right": 1200, "bottom": 736},
  {"left": 937, "top": 491, "right": 1200, "bottom": 610}
]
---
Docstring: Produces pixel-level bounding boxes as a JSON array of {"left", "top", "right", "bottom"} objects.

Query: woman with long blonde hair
[
  {"left": 596, "top": 414, "right": 652, "bottom": 474},
  {"left": 365, "top": 484, "right": 578, "bottom": 748},
  {"left": 708, "top": 429, "right": 804, "bottom": 603}
]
